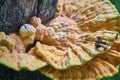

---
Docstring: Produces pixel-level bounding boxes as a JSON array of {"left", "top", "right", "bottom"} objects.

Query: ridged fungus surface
[{"left": 0, "top": 0, "right": 120, "bottom": 80}]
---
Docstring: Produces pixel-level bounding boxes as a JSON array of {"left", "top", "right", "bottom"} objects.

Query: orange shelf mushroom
[{"left": 0, "top": 0, "right": 120, "bottom": 80}]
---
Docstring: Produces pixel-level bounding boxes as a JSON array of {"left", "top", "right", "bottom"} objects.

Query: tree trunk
[{"left": 0, "top": 0, "right": 58, "bottom": 34}]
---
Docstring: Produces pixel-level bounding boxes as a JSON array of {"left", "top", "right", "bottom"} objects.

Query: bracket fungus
[
  {"left": 0, "top": 0, "right": 120, "bottom": 80},
  {"left": 28, "top": 16, "right": 42, "bottom": 28},
  {"left": 19, "top": 24, "right": 36, "bottom": 47},
  {"left": 35, "top": 16, "right": 120, "bottom": 80},
  {"left": 0, "top": 32, "right": 47, "bottom": 71}
]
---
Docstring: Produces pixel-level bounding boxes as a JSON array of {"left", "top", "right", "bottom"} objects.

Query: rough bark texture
[
  {"left": 0, "top": 0, "right": 58, "bottom": 34},
  {"left": 37, "top": 0, "right": 58, "bottom": 24}
]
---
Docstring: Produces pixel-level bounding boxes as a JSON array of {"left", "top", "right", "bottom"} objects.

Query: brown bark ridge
[{"left": 0, "top": 0, "right": 58, "bottom": 34}]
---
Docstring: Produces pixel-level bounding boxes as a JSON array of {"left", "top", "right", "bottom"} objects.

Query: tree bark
[{"left": 0, "top": 0, "right": 58, "bottom": 34}]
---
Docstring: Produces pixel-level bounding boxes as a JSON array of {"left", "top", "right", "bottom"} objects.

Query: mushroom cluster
[{"left": 0, "top": 0, "right": 120, "bottom": 80}]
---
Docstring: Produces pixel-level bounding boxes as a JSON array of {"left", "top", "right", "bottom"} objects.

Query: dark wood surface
[{"left": 0, "top": 0, "right": 58, "bottom": 34}]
